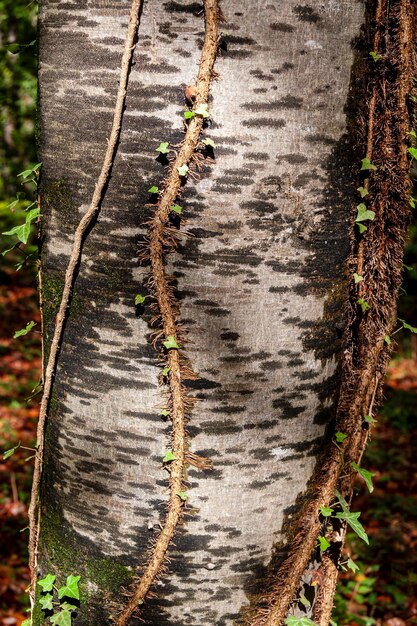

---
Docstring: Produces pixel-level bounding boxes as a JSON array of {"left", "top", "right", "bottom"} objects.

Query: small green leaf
[
  {"left": 163, "top": 450, "right": 176, "bottom": 462},
  {"left": 335, "top": 510, "right": 369, "bottom": 544},
  {"left": 369, "top": 51, "right": 382, "bottom": 62},
  {"left": 353, "top": 273, "right": 363, "bottom": 284},
  {"left": 356, "top": 203, "right": 376, "bottom": 223},
  {"left": 14, "top": 321, "right": 36, "bottom": 339},
  {"left": 60, "top": 602, "right": 78, "bottom": 612},
  {"left": 195, "top": 103, "right": 209, "bottom": 118},
  {"left": 318, "top": 535, "right": 331, "bottom": 552},
  {"left": 161, "top": 409, "right": 170, "bottom": 417},
  {"left": 352, "top": 461, "right": 375, "bottom": 493},
  {"left": 21, "top": 620, "right": 31, "bottom": 626},
  {"left": 170, "top": 204, "right": 183, "bottom": 214},
  {"left": 398, "top": 318, "right": 417, "bottom": 333},
  {"left": 148, "top": 185, "right": 159, "bottom": 194},
  {"left": 357, "top": 186, "right": 368, "bottom": 198},
  {"left": 25, "top": 207, "right": 40, "bottom": 224},
  {"left": 364, "top": 414, "right": 377, "bottom": 425},
  {"left": 335, "top": 431, "right": 347, "bottom": 443},
  {"left": 361, "top": 158, "right": 377, "bottom": 171},
  {"left": 50, "top": 611, "right": 72, "bottom": 626},
  {"left": 3, "top": 441, "right": 21, "bottom": 460},
  {"left": 357, "top": 223, "right": 367, "bottom": 234},
  {"left": 156, "top": 142, "right": 170, "bottom": 154},
  {"left": 39, "top": 593, "right": 54, "bottom": 611},
  {"left": 410, "top": 196, "right": 416, "bottom": 209},
  {"left": 202, "top": 137, "right": 216, "bottom": 148},
  {"left": 319, "top": 505, "right": 333, "bottom": 517},
  {"left": 408, "top": 147, "right": 417, "bottom": 160},
  {"left": 38, "top": 573, "right": 56, "bottom": 592},
  {"left": 285, "top": 617, "right": 317, "bottom": 626},
  {"left": 358, "top": 298, "right": 370, "bottom": 313},
  {"left": 299, "top": 594, "right": 311, "bottom": 609},
  {"left": 384, "top": 334, "right": 391, "bottom": 345},
  {"left": 138, "top": 598, "right": 144, "bottom": 605},
  {"left": 135, "top": 294, "right": 146, "bottom": 306},
  {"left": 409, "top": 130, "right": 417, "bottom": 139},
  {"left": 57, "top": 575, "right": 81, "bottom": 600},
  {"left": 177, "top": 164, "right": 189, "bottom": 177},
  {"left": 17, "top": 163, "right": 41, "bottom": 178},
  {"left": 177, "top": 491, "right": 188, "bottom": 501},
  {"left": 162, "top": 367, "right": 170, "bottom": 377},
  {"left": 2, "top": 221, "right": 31, "bottom": 244},
  {"left": 163, "top": 335, "right": 179, "bottom": 350},
  {"left": 184, "top": 110, "right": 195, "bottom": 119},
  {"left": 347, "top": 558, "right": 360, "bottom": 573}
]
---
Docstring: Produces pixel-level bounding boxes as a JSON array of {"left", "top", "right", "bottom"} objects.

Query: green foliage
[
  {"left": 148, "top": 185, "right": 159, "bottom": 194},
  {"left": 351, "top": 461, "right": 375, "bottom": 493},
  {"left": 50, "top": 612, "right": 72, "bottom": 626},
  {"left": 38, "top": 574, "right": 56, "bottom": 592},
  {"left": 39, "top": 594, "right": 54, "bottom": 611},
  {"left": 360, "top": 158, "right": 377, "bottom": 171},
  {"left": 285, "top": 617, "right": 317, "bottom": 626},
  {"left": 2, "top": 440, "right": 21, "bottom": 459},
  {"left": 170, "top": 204, "right": 183, "bottom": 214},
  {"left": 36, "top": 573, "right": 80, "bottom": 625},
  {"left": 369, "top": 51, "right": 382, "bottom": 62},
  {"left": 358, "top": 298, "right": 370, "bottom": 313},
  {"left": 384, "top": 334, "right": 391, "bottom": 345},
  {"left": 162, "top": 367, "right": 170, "bottom": 377},
  {"left": 335, "top": 491, "right": 369, "bottom": 544},
  {"left": 357, "top": 186, "right": 368, "bottom": 198},
  {"left": 160, "top": 409, "right": 169, "bottom": 417},
  {"left": 318, "top": 535, "right": 330, "bottom": 552},
  {"left": 398, "top": 317, "right": 417, "bottom": 333},
  {"left": 57, "top": 575, "right": 80, "bottom": 600},
  {"left": 354, "top": 273, "right": 363, "bottom": 284},
  {"left": 195, "top": 103, "right": 209, "bottom": 118},
  {"left": 155, "top": 142, "right": 170, "bottom": 154},
  {"left": 408, "top": 146, "right": 417, "bottom": 160},
  {"left": 335, "top": 431, "right": 347, "bottom": 443},
  {"left": 177, "top": 164, "right": 189, "bottom": 177},
  {"left": 134, "top": 294, "right": 145, "bottom": 306},
  {"left": 184, "top": 110, "right": 195, "bottom": 120},
  {"left": 13, "top": 320, "right": 36, "bottom": 338},
  {"left": 356, "top": 203, "right": 375, "bottom": 224},
  {"left": 177, "top": 491, "right": 187, "bottom": 501},
  {"left": 346, "top": 557, "right": 360, "bottom": 573},
  {"left": 363, "top": 414, "right": 377, "bottom": 425},
  {"left": 163, "top": 335, "right": 179, "bottom": 350},
  {"left": 163, "top": 450, "right": 176, "bottom": 462},
  {"left": 320, "top": 505, "right": 333, "bottom": 517},
  {"left": 202, "top": 137, "right": 216, "bottom": 148},
  {"left": 2, "top": 205, "right": 39, "bottom": 244}
]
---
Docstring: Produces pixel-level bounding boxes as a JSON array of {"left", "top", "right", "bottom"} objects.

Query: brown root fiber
[
  {"left": 247, "top": 1, "right": 416, "bottom": 625},
  {"left": 114, "top": 2, "right": 220, "bottom": 624}
]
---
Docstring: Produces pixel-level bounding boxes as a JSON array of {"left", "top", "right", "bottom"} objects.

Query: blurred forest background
[{"left": 0, "top": 2, "right": 416, "bottom": 625}]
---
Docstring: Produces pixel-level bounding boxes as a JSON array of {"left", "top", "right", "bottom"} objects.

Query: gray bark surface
[{"left": 38, "top": 1, "right": 364, "bottom": 623}]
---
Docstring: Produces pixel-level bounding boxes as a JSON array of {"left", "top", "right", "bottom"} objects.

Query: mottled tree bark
[{"left": 37, "top": 1, "right": 384, "bottom": 624}]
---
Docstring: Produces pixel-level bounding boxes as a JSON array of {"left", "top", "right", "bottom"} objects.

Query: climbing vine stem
[
  {"left": 115, "top": 1, "right": 220, "bottom": 624},
  {"left": 27, "top": 0, "right": 144, "bottom": 617}
]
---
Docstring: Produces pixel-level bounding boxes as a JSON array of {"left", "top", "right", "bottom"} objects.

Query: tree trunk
[{"left": 36, "top": 1, "right": 412, "bottom": 624}]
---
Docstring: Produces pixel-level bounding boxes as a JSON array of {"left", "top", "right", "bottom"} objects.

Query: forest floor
[{"left": 0, "top": 279, "right": 416, "bottom": 626}]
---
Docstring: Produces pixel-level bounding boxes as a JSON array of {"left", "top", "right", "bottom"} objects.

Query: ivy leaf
[
  {"left": 162, "top": 367, "right": 170, "bottom": 377},
  {"left": 50, "top": 611, "right": 72, "bottom": 626},
  {"left": 148, "top": 185, "right": 159, "bottom": 194},
  {"left": 335, "top": 432, "right": 347, "bottom": 443},
  {"left": 163, "top": 335, "right": 179, "bottom": 350},
  {"left": 14, "top": 320, "right": 36, "bottom": 339},
  {"left": 161, "top": 409, "right": 170, "bottom": 417},
  {"left": 25, "top": 207, "right": 40, "bottom": 224},
  {"left": 38, "top": 573, "right": 56, "bottom": 592},
  {"left": 202, "top": 137, "right": 216, "bottom": 148},
  {"left": 177, "top": 164, "right": 189, "bottom": 177},
  {"left": 318, "top": 536, "right": 330, "bottom": 552},
  {"left": 369, "top": 51, "right": 382, "bottom": 62},
  {"left": 408, "top": 147, "right": 417, "bottom": 160},
  {"left": 356, "top": 203, "right": 375, "bottom": 223},
  {"left": 17, "top": 162, "right": 42, "bottom": 179},
  {"left": 39, "top": 593, "right": 54, "bottom": 611},
  {"left": 195, "top": 103, "right": 209, "bottom": 118},
  {"left": 360, "top": 158, "right": 377, "bottom": 171},
  {"left": 135, "top": 294, "right": 145, "bottom": 306},
  {"left": 285, "top": 617, "right": 317, "bottom": 626},
  {"left": 2, "top": 221, "right": 31, "bottom": 244},
  {"left": 170, "top": 204, "right": 183, "bottom": 215},
  {"left": 3, "top": 441, "right": 21, "bottom": 460},
  {"left": 398, "top": 318, "right": 417, "bottom": 333},
  {"left": 335, "top": 510, "right": 369, "bottom": 544},
  {"left": 351, "top": 461, "right": 375, "bottom": 493},
  {"left": 163, "top": 450, "right": 176, "bottom": 462},
  {"left": 357, "top": 186, "right": 368, "bottom": 198},
  {"left": 357, "top": 223, "right": 367, "bottom": 234},
  {"left": 60, "top": 602, "right": 78, "bottom": 612},
  {"left": 410, "top": 196, "right": 416, "bottom": 209},
  {"left": 21, "top": 620, "right": 31, "bottom": 626},
  {"left": 384, "top": 335, "right": 391, "bottom": 345},
  {"left": 156, "top": 142, "right": 170, "bottom": 154},
  {"left": 347, "top": 558, "right": 360, "bottom": 573},
  {"left": 364, "top": 414, "right": 377, "bottom": 425},
  {"left": 57, "top": 575, "right": 81, "bottom": 600},
  {"left": 353, "top": 273, "right": 363, "bottom": 284},
  {"left": 358, "top": 298, "right": 370, "bottom": 313},
  {"left": 319, "top": 505, "right": 333, "bottom": 517},
  {"left": 177, "top": 491, "right": 188, "bottom": 501},
  {"left": 184, "top": 110, "right": 195, "bottom": 120}
]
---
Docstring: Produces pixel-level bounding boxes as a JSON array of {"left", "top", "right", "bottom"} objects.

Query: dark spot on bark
[
  {"left": 293, "top": 4, "right": 322, "bottom": 23},
  {"left": 242, "top": 118, "right": 286, "bottom": 129},
  {"left": 220, "top": 331, "right": 240, "bottom": 341},
  {"left": 270, "top": 22, "right": 295, "bottom": 32}
]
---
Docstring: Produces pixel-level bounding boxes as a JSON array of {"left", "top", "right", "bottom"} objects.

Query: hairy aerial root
[
  {"left": 28, "top": 0, "right": 143, "bottom": 617},
  {"left": 247, "top": 1, "right": 416, "bottom": 624},
  {"left": 114, "top": 1, "right": 220, "bottom": 624}
]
